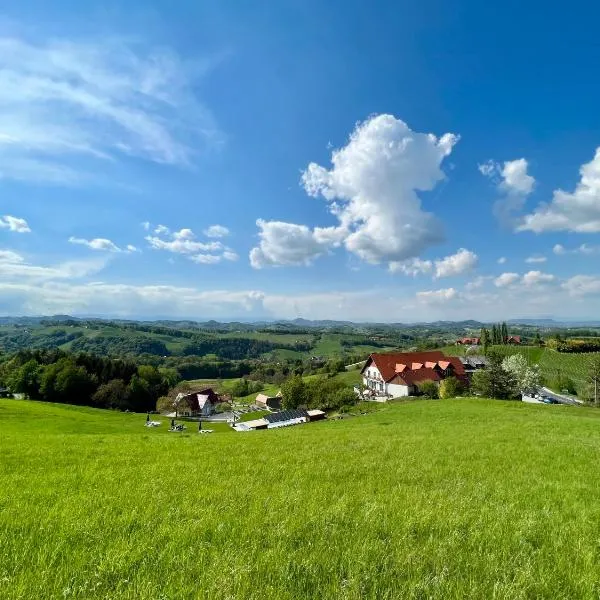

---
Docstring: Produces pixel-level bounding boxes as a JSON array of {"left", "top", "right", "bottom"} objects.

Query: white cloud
[
  {"left": 494, "top": 272, "right": 520, "bottom": 287},
  {"left": 500, "top": 159, "right": 535, "bottom": 195},
  {"left": 519, "top": 148, "right": 600, "bottom": 232},
  {"left": 250, "top": 220, "right": 330, "bottom": 268},
  {"left": 0, "top": 215, "right": 31, "bottom": 233},
  {"left": 480, "top": 158, "right": 535, "bottom": 195},
  {"left": 190, "top": 254, "right": 221, "bottom": 264},
  {"left": 0, "top": 248, "right": 107, "bottom": 281},
  {"left": 480, "top": 158, "right": 535, "bottom": 224},
  {"left": 204, "top": 225, "right": 230, "bottom": 238},
  {"left": 416, "top": 288, "right": 459, "bottom": 303},
  {"left": 478, "top": 161, "right": 496, "bottom": 177},
  {"left": 388, "top": 258, "right": 433, "bottom": 276},
  {"left": 146, "top": 226, "right": 238, "bottom": 265},
  {"left": 525, "top": 255, "right": 547, "bottom": 264},
  {"left": 553, "top": 242, "right": 600, "bottom": 256},
  {"left": 0, "top": 35, "right": 222, "bottom": 185},
  {"left": 141, "top": 221, "right": 151, "bottom": 231},
  {"left": 497, "top": 256, "right": 507, "bottom": 264},
  {"left": 251, "top": 114, "right": 457, "bottom": 269},
  {"left": 562, "top": 275, "right": 600, "bottom": 296},
  {"left": 465, "top": 276, "right": 491, "bottom": 291},
  {"left": 434, "top": 248, "right": 478, "bottom": 278},
  {"left": 522, "top": 270, "right": 556, "bottom": 286},
  {"left": 69, "top": 237, "right": 121, "bottom": 252},
  {"left": 0, "top": 251, "right": 598, "bottom": 320},
  {"left": 126, "top": 245, "right": 138, "bottom": 253},
  {"left": 222, "top": 250, "right": 238, "bottom": 262},
  {"left": 146, "top": 234, "right": 222, "bottom": 254}
]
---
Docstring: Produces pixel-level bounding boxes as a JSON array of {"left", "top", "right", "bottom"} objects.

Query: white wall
[{"left": 386, "top": 383, "right": 410, "bottom": 397}]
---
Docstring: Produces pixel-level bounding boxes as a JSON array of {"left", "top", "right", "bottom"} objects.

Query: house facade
[
  {"left": 360, "top": 351, "right": 467, "bottom": 399},
  {"left": 176, "top": 388, "right": 220, "bottom": 417}
]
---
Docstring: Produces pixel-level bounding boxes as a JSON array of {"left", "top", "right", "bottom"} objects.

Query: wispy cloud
[
  {"left": 0, "top": 35, "right": 222, "bottom": 185},
  {"left": 68, "top": 236, "right": 137, "bottom": 253},
  {"left": 0, "top": 215, "right": 31, "bottom": 232}
]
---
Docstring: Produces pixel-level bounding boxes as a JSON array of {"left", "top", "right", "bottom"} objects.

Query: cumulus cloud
[
  {"left": 519, "top": 148, "right": 600, "bottom": 232},
  {"left": 494, "top": 272, "right": 520, "bottom": 287},
  {"left": 146, "top": 226, "right": 237, "bottom": 265},
  {"left": 0, "top": 215, "right": 31, "bottom": 233},
  {"left": 497, "top": 256, "right": 507, "bottom": 264},
  {"left": 388, "top": 258, "right": 433, "bottom": 276},
  {"left": 0, "top": 35, "right": 222, "bottom": 185},
  {"left": 562, "top": 275, "right": 600, "bottom": 296},
  {"left": 522, "top": 270, "right": 556, "bottom": 286},
  {"left": 204, "top": 225, "right": 229, "bottom": 238},
  {"left": 250, "top": 220, "right": 331, "bottom": 268},
  {"left": 252, "top": 115, "right": 457, "bottom": 269},
  {"left": 416, "top": 288, "right": 459, "bottom": 303},
  {"left": 480, "top": 158, "right": 535, "bottom": 224},
  {"left": 525, "top": 255, "right": 547, "bottom": 264},
  {"left": 434, "top": 248, "right": 478, "bottom": 278}
]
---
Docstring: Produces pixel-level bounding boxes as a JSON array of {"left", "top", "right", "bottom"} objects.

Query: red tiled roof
[
  {"left": 362, "top": 351, "right": 466, "bottom": 383},
  {"left": 390, "top": 368, "right": 442, "bottom": 386}
]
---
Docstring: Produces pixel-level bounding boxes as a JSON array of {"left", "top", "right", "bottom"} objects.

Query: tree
[
  {"left": 471, "top": 352, "right": 516, "bottom": 399},
  {"left": 9, "top": 359, "right": 41, "bottom": 398},
  {"left": 480, "top": 328, "right": 490, "bottom": 353},
  {"left": 127, "top": 375, "right": 154, "bottom": 412},
  {"left": 502, "top": 354, "right": 540, "bottom": 395},
  {"left": 491, "top": 324, "right": 498, "bottom": 346},
  {"left": 418, "top": 380, "right": 439, "bottom": 399},
  {"left": 533, "top": 331, "right": 543, "bottom": 347},
  {"left": 587, "top": 357, "right": 600, "bottom": 407},
  {"left": 501, "top": 322, "right": 508, "bottom": 345},
  {"left": 92, "top": 379, "right": 129, "bottom": 409},
  {"left": 280, "top": 375, "right": 307, "bottom": 409},
  {"left": 439, "top": 376, "right": 463, "bottom": 399},
  {"left": 55, "top": 363, "right": 96, "bottom": 405}
]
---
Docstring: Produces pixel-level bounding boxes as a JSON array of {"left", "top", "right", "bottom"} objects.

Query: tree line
[{"left": 0, "top": 349, "right": 178, "bottom": 412}]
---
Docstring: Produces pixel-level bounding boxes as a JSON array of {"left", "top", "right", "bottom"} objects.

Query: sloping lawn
[{"left": 2, "top": 398, "right": 600, "bottom": 599}]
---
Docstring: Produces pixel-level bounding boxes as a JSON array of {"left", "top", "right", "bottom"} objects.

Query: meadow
[{"left": 2, "top": 398, "right": 600, "bottom": 599}]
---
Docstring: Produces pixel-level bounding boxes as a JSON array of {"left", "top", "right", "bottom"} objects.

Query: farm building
[
  {"left": 255, "top": 393, "right": 282, "bottom": 410},
  {"left": 506, "top": 336, "right": 522, "bottom": 344},
  {"left": 459, "top": 355, "right": 488, "bottom": 380},
  {"left": 456, "top": 337, "right": 480, "bottom": 345},
  {"left": 176, "top": 388, "right": 220, "bottom": 417},
  {"left": 234, "top": 409, "right": 326, "bottom": 431},
  {"left": 361, "top": 351, "right": 467, "bottom": 399}
]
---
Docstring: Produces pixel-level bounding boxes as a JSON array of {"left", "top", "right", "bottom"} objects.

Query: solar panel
[{"left": 264, "top": 409, "right": 308, "bottom": 424}]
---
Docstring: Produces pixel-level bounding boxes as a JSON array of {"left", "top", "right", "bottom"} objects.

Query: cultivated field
[
  {"left": 2, "top": 398, "right": 600, "bottom": 599},
  {"left": 443, "top": 345, "right": 599, "bottom": 394}
]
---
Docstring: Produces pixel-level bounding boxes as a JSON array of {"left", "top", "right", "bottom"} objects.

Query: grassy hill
[{"left": 3, "top": 398, "right": 600, "bottom": 598}]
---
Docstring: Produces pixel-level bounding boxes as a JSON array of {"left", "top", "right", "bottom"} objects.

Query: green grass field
[{"left": 3, "top": 398, "right": 600, "bottom": 599}]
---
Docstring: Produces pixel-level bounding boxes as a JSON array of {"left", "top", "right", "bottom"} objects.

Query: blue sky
[{"left": 0, "top": 0, "right": 599, "bottom": 321}]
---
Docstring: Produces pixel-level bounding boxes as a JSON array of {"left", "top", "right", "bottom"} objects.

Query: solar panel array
[{"left": 264, "top": 409, "right": 308, "bottom": 424}]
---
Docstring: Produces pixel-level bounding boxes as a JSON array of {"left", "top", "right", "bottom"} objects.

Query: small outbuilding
[{"left": 255, "top": 392, "right": 282, "bottom": 410}]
